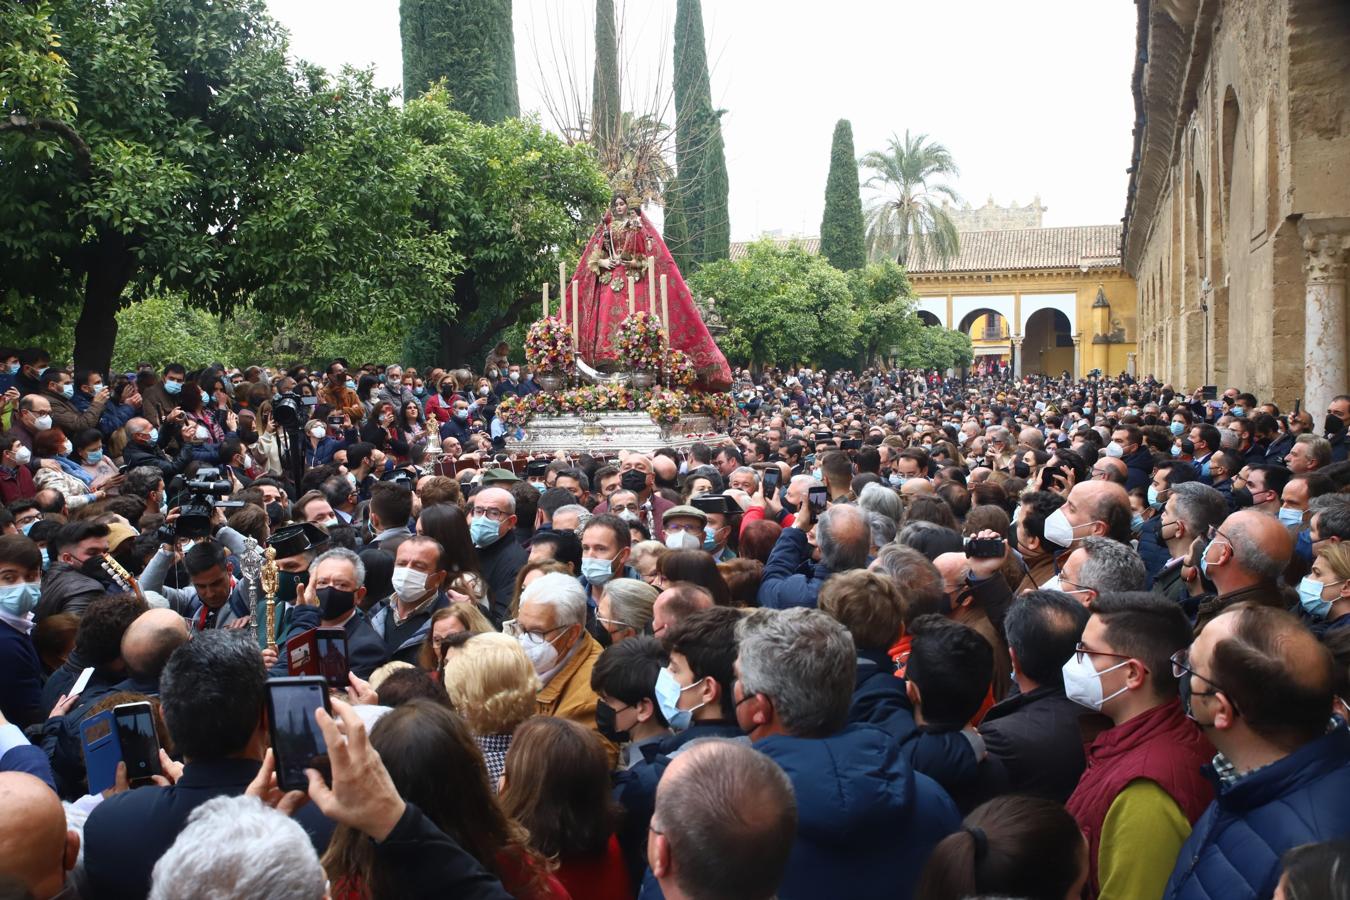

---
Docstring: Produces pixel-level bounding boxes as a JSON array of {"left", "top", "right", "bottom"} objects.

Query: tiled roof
[
  {"left": 729, "top": 225, "right": 1123, "bottom": 273},
  {"left": 904, "top": 224, "right": 1124, "bottom": 274}
]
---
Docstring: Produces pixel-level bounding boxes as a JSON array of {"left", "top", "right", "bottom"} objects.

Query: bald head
[
  {"left": 817, "top": 504, "right": 870, "bottom": 572},
  {"left": 121, "top": 608, "right": 191, "bottom": 683},
  {"left": 1065, "top": 480, "right": 1131, "bottom": 544},
  {"left": 933, "top": 552, "right": 970, "bottom": 588},
  {"left": 652, "top": 583, "right": 714, "bottom": 637},
  {"left": 0, "top": 772, "right": 77, "bottom": 899},
  {"left": 1092, "top": 456, "right": 1128, "bottom": 484},
  {"left": 1207, "top": 510, "right": 1293, "bottom": 593},
  {"left": 901, "top": 478, "right": 934, "bottom": 497}
]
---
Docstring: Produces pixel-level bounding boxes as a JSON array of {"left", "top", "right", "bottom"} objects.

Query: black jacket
[
  {"left": 36, "top": 562, "right": 108, "bottom": 620},
  {"left": 978, "top": 684, "right": 1091, "bottom": 803},
  {"left": 476, "top": 531, "right": 528, "bottom": 625},
  {"left": 374, "top": 803, "right": 514, "bottom": 900},
  {"left": 83, "top": 757, "right": 334, "bottom": 900},
  {"left": 274, "top": 605, "right": 389, "bottom": 679}
]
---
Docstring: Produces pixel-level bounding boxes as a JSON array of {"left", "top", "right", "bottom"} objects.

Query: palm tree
[{"left": 861, "top": 131, "right": 962, "bottom": 267}]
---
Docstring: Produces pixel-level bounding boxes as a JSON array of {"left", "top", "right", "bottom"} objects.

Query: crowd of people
[{"left": 2, "top": 341, "right": 1350, "bottom": 900}]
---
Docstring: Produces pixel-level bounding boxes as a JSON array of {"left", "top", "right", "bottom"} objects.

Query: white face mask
[
  {"left": 33, "top": 414, "right": 53, "bottom": 431},
  {"left": 194, "top": 425, "right": 210, "bottom": 442},
  {"left": 1041, "top": 508, "right": 1077, "bottom": 549},
  {"left": 1062, "top": 653, "right": 1131, "bottom": 711},
  {"left": 11, "top": 445, "right": 32, "bottom": 466},
  {"left": 391, "top": 566, "right": 429, "bottom": 599},
  {"left": 309, "top": 424, "right": 326, "bottom": 439},
  {"left": 518, "top": 629, "right": 565, "bottom": 674},
  {"left": 665, "top": 531, "right": 702, "bottom": 551}
]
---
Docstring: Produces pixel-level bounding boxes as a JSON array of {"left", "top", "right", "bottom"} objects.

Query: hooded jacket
[{"left": 756, "top": 724, "right": 960, "bottom": 900}]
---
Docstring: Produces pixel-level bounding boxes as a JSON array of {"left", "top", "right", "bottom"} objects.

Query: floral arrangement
[
  {"left": 615, "top": 311, "right": 668, "bottom": 370},
  {"left": 663, "top": 349, "right": 696, "bottom": 388},
  {"left": 524, "top": 316, "right": 576, "bottom": 373},
  {"left": 493, "top": 386, "right": 736, "bottom": 428}
]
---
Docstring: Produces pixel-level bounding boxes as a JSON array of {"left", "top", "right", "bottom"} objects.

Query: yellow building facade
[{"left": 906, "top": 225, "right": 1139, "bottom": 379}]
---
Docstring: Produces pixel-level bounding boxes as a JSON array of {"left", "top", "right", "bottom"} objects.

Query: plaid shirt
[{"left": 476, "top": 733, "right": 512, "bottom": 792}]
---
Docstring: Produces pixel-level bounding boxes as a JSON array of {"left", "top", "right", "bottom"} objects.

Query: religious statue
[{"left": 571, "top": 193, "right": 732, "bottom": 391}]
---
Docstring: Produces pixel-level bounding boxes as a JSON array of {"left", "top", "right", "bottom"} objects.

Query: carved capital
[{"left": 1299, "top": 219, "right": 1350, "bottom": 284}]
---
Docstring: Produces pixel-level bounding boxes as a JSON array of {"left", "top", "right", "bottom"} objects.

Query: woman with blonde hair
[
  {"left": 417, "top": 604, "right": 494, "bottom": 672},
  {"left": 1301, "top": 541, "right": 1350, "bottom": 633},
  {"left": 629, "top": 540, "right": 667, "bottom": 586},
  {"left": 441, "top": 631, "right": 541, "bottom": 789}
]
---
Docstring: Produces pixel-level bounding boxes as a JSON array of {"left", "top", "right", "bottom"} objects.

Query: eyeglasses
[
  {"left": 596, "top": 615, "right": 635, "bottom": 633},
  {"left": 502, "top": 619, "right": 567, "bottom": 645},
  {"left": 15, "top": 512, "right": 42, "bottom": 527},
  {"left": 471, "top": 506, "right": 510, "bottom": 521},
  {"left": 1074, "top": 641, "right": 1137, "bottom": 667},
  {"left": 1170, "top": 648, "right": 1233, "bottom": 706},
  {"left": 665, "top": 522, "right": 703, "bottom": 534}
]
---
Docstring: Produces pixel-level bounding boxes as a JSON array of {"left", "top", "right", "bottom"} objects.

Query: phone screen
[
  {"left": 113, "top": 703, "right": 162, "bottom": 780},
  {"left": 267, "top": 678, "right": 331, "bottom": 792},
  {"left": 808, "top": 486, "right": 828, "bottom": 515},
  {"left": 763, "top": 469, "right": 780, "bottom": 500},
  {"left": 315, "top": 630, "right": 350, "bottom": 689}
]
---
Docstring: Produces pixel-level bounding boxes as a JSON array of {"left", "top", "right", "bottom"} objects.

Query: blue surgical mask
[
  {"left": 148, "top": 427, "right": 159, "bottom": 444},
  {"left": 1169, "top": 421, "right": 1185, "bottom": 436},
  {"left": 581, "top": 555, "right": 617, "bottom": 586},
  {"left": 1171, "top": 445, "right": 1182, "bottom": 458},
  {"left": 21, "top": 520, "right": 37, "bottom": 537},
  {"left": 1298, "top": 576, "right": 1339, "bottom": 619},
  {"left": 703, "top": 525, "right": 718, "bottom": 551},
  {"left": 6, "top": 362, "right": 17, "bottom": 375},
  {"left": 164, "top": 380, "right": 182, "bottom": 395},
  {"left": 201, "top": 390, "right": 211, "bottom": 405},
  {"left": 1147, "top": 486, "right": 1161, "bottom": 507},
  {"left": 60, "top": 383, "right": 74, "bottom": 399},
  {"left": 0, "top": 581, "right": 41, "bottom": 619},
  {"left": 87, "top": 450, "right": 103, "bottom": 464},
  {"left": 654, "top": 667, "right": 705, "bottom": 732},
  {"left": 1200, "top": 537, "right": 1226, "bottom": 578},
  {"left": 40, "top": 548, "right": 50, "bottom": 571},
  {"left": 470, "top": 515, "right": 502, "bottom": 548},
  {"left": 1200, "top": 461, "right": 1211, "bottom": 479},
  {"left": 345, "top": 379, "right": 356, "bottom": 390},
  {"left": 1131, "top": 513, "right": 1145, "bottom": 532},
  {"left": 1232, "top": 406, "right": 1245, "bottom": 418},
  {"left": 1278, "top": 507, "right": 1304, "bottom": 528}
]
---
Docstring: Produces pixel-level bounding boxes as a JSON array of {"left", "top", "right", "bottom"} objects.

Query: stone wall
[
  {"left": 945, "top": 197, "right": 1046, "bottom": 233},
  {"left": 1128, "top": 0, "right": 1350, "bottom": 410}
]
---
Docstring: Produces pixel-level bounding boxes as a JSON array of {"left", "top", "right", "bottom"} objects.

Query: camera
[
  {"left": 271, "top": 391, "right": 306, "bottom": 429},
  {"left": 169, "top": 468, "right": 243, "bottom": 538}
]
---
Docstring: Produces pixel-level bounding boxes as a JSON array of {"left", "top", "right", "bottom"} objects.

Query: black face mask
[
  {"left": 594, "top": 699, "right": 629, "bottom": 744},
  {"left": 1231, "top": 487, "right": 1254, "bottom": 509},
  {"left": 315, "top": 586, "right": 357, "bottom": 620},
  {"left": 1327, "top": 415, "right": 1346, "bottom": 437},
  {"left": 1013, "top": 461, "right": 1030, "bottom": 479},
  {"left": 440, "top": 385, "right": 456, "bottom": 400},
  {"left": 237, "top": 429, "right": 258, "bottom": 446},
  {"left": 620, "top": 470, "right": 648, "bottom": 493},
  {"left": 266, "top": 501, "right": 286, "bottom": 526}
]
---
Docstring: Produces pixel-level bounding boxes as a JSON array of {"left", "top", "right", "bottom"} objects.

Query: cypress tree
[
  {"left": 399, "top": 0, "right": 519, "bottom": 123},
  {"left": 670, "top": 0, "right": 729, "bottom": 273},
  {"left": 820, "top": 119, "right": 866, "bottom": 271},
  {"left": 592, "top": 0, "right": 620, "bottom": 148}
]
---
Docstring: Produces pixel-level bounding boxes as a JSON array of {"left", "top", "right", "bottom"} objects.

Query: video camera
[
  {"left": 166, "top": 468, "right": 244, "bottom": 539},
  {"left": 271, "top": 391, "right": 307, "bottom": 429}
]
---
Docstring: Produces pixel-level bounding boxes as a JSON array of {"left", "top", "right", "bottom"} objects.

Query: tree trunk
[
  {"left": 73, "top": 235, "right": 134, "bottom": 372},
  {"left": 436, "top": 270, "right": 540, "bottom": 371}
]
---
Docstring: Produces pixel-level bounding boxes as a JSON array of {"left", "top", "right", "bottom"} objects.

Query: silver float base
[{"left": 506, "top": 412, "right": 731, "bottom": 455}]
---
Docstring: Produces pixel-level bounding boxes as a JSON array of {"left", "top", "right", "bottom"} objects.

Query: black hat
[{"left": 267, "top": 522, "right": 328, "bottom": 560}]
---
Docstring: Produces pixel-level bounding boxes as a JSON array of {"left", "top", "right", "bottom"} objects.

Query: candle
[
  {"left": 559, "top": 261, "right": 567, "bottom": 301},
  {"left": 572, "top": 280, "right": 579, "bottom": 346},
  {"left": 628, "top": 274, "right": 636, "bottom": 316},
  {"left": 647, "top": 256, "right": 656, "bottom": 315},
  {"left": 660, "top": 275, "right": 670, "bottom": 336},
  {"left": 542, "top": 282, "right": 549, "bottom": 319}
]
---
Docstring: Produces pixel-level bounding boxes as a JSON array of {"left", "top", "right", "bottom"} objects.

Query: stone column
[
  {"left": 1127, "top": 352, "right": 1137, "bottom": 378},
  {"left": 1299, "top": 219, "right": 1350, "bottom": 419},
  {"left": 1072, "top": 333, "right": 1083, "bottom": 379},
  {"left": 1011, "top": 335, "right": 1023, "bottom": 378}
]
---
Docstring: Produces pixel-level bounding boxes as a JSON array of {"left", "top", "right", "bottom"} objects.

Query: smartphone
[
  {"left": 840, "top": 438, "right": 863, "bottom": 451},
  {"left": 314, "top": 627, "right": 350, "bottom": 690},
  {"left": 691, "top": 494, "right": 733, "bottom": 515},
  {"left": 763, "top": 468, "right": 780, "bottom": 500},
  {"left": 326, "top": 415, "right": 344, "bottom": 427},
  {"left": 113, "top": 701, "right": 162, "bottom": 782},
  {"left": 808, "top": 485, "right": 829, "bottom": 516},
  {"left": 70, "top": 666, "right": 96, "bottom": 698},
  {"left": 81, "top": 711, "right": 121, "bottom": 795},
  {"left": 266, "top": 676, "right": 332, "bottom": 792},
  {"left": 964, "top": 536, "right": 1006, "bottom": 559},
  {"left": 1040, "top": 465, "right": 1065, "bottom": 492}
]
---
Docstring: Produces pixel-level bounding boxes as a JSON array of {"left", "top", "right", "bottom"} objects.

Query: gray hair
[
  {"left": 1227, "top": 515, "right": 1290, "bottom": 579},
  {"left": 553, "top": 503, "right": 591, "bottom": 528},
  {"left": 817, "top": 504, "right": 869, "bottom": 572},
  {"left": 731, "top": 466, "right": 760, "bottom": 485},
  {"left": 867, "top": 510, "right": 896, "bottom": 550},
  {"left": 148, "top": 795, "right": 325, "bottom": 900},
  {"left": 857, "top": 482, "right": 902, "bottom": 524},
  {"left": 520, "top": 571, "right": 588, "bottom": 626},
  {"left": 1294, "top": 434, "right": 1332, "bottom": 468},
  {"left": 1170, "top": 482, "right": 1229, "bottom": 540},
  {"left": 308, "top": 547, "right": 366, "bottom": 587},
  {"left": 602, "top": 578, "right": 658, "bottom": 632},
  {"left": 1313, "top": 495, "right": 1350, "bottom": 541},
  {"left": 1077, "top": 536, "right": 1147, "bottom": 593},
  {"left": 125, "top": 465, "right": 165, "bottom": 499},
  {"left": 735, "top": 608, "right": 855, "bottom": 737}
]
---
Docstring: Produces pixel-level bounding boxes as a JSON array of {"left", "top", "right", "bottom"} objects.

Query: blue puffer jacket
[
  {"left": 757, "top": 724, "right": 961, "bottom": 900},
  {"left": 1165, "top": 724, "right": 1350, "bottom": 899}
]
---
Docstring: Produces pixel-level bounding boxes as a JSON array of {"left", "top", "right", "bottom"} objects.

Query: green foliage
[
  {"left": 592, "top": 0, "right": 620, "bottom": 147},
  {"left": 399, "top": 0, "right": 519, "bottom": 123},
  {"left": 848, "top": 261, "right": 917, "bottom": 365},
  {"left": 895, "top": 325, "right": 973, "bottom": 372},
  {"left": 109, "top": 294, "right": 228, "bottom": 372},
  {"left": 0, "top": 1, "right": 77, "bottom": 122},
  {"left": 669, "top": 0, "right": 729, "bottom": 275},
  {"left": 862, "top": 130, "right": 962, "bottom": 267},
  {"left": 820, "top": 119, "right": 866, "bottom": 272},
  {"left": 689, "top": 242, "right": 859, "bottom": 369}
]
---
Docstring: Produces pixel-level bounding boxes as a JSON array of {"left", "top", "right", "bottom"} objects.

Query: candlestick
[
  {"left": 571, "top": 280, "right": 579, "bottom": 346},
  {"left": 647, "top": 256, "right": 656, "bottom": 315},
  {"left": 628, "top": 274, "right": 636, "bottom": 316},
  {"left": 559, "top": 261, "right": 567, "bottom": 302},
  {"left": 542, "top": 282, "right": 549, "bottom": 319},
  {"left": 660, "top": 275, "right": 670, "bottom": 337}
]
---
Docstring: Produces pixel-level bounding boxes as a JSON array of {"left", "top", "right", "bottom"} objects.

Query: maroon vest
[{"left": 1065, "top": 698, "right": 1215, "bottom": 897}]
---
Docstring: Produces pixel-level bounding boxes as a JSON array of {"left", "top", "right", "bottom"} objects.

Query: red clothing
[
  {"left": 553, "top": 835, "right": 631, "bottom": 900},
  {"left": 0, "top": 465, "right": 36, "bottom": 504},
  {"left": 494, "top": 847, "right": 572, "bottom": 900},
  {"left": 1065, "top": 698, "right": 1214, "bottom": 897}
]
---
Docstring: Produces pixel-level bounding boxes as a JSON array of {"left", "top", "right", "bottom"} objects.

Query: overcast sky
[{"left": 266, "top": 0, "right": 1138, "bottom": 241}]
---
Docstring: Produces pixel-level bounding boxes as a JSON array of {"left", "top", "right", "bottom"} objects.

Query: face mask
[
  {"left": 1105, "top": 441, "right": 1124, "bottom": 459},
  {"left": 276, "top": 570, "right": 308, "bottom": 606},
  {"left": 12, "top": 445, "right": 32, "bottom": 467},
  {"left": 703, "top": 525, "right": 719, "bottom": 551},
  {"left": 888, "top": 474, "right": 905, "bottom": 488},
  {"left": 1040, "top": 574, "right": 1063, "bottom": 592},
  {"left": 581, "top": 555, "right": 617, "bottom": 586},
  {"left": 1041, "top": 508, "right": 1076, "bottom": 550},
  {"left": 1199, "top": 537, "right": 1228, "bottom": 578},
  {"left": 200, "top": 390, "right": 212, "bottom": 405},
  {"left": 1013, "top": 461, "right": 1030, "bottom": 479},
  {"left": 620, "top": 470, "right": 648, "bottom": 493},
  {"left": 33, "top": 414, "right": 53, "bottom": 431},
  {"left": 346, "top": 472, "right": 358, "bottom": 488},
  {"left": 194, "top": 425, "right": 210, "bottom": 442},
  {"left": 346, "top": 379, "right": 357, "bottom": 391},
  {"left": 1131, "top": 513, "right": 1145, "bottom": 532},
  {"left": 315, "top": 586, "right": 357, "bottom": 620},
  {"left": 5, "top": 363, "right": 16, "bottom": 375},
  {"left": 454, "top": 410, "right": 468, "bottom": 421},
  {"left": 470, "top": 515, "right": 503, "bottom": 548},
  {"left": 143, "top": 427, "right": 159, "bottom": 445},
  {"left": 488, "top": 370, "right": 499, "bottom": 380},
  {"left": 509, "top": 372, "right": 520, "bottom": 383},
  {"left": 0, "top": 581, "right": 41, "bottom": 619},
  {"left": 595, "top": 700, "right": 630, "bottom": 744},
  {"left": 62, "top": 440, "right": 73, "bottom": 456},
  {"left": 654, "top": 667, "right": 706, "bottom": 732},
  {"left": 387, "top": 377, "right": 401, "bottom": 388},
  {"left": 478, "top": 386, "right": 490, "bottom": 397},
  {"left": 391, "top": 565, "right": 430, "bottom": 599},
  {"left": 1232, "top": 406, "right": 1245, "bottom": 418},
  {"left": 238, "top": 429, "right": 258, "bottom": 445},
  {"left": 1062, "top": 653, "right": 1131, "bottom": 711},
  {"left": 1169, "top": 421, "right": 1185, "bottom": 436},
  {"left": 811, "top": 467, "right": 823, "bottom": 481},
  {"left": 1147, "top": 486, "right": 1161, "bottom": 507},
  {"left": 665, "top": 531, "right": 702, "bottom": 551},
  {"left": 265, "top": 501, "right": 285, "bottom": 526},
  {"left": 309, "top": 424, "right": 326, "bottom": 439},
  {"left": 164, "top": 380, "right": 182, "bottom": 395},
  {"left": 59, "top": 383, "right": 74, "bottom": 399},
  {"left": 87, "top": 449, "right": 104, "bottom": 464},
  {"left": 1170, "top": 444, "right": 1182, "bottom": 458},
  {"left": 518, "top": 629, "right": 564, "bottom": 674},
  {"left": 1278, "top": 507, "right": 1304, "bottom": 528},
  {"left": 529, "top": 480, "right": 546, "bottom": 493}
]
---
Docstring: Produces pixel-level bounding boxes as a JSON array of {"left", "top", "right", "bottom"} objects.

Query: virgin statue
[{"left": 570, "top": 193, "right": 731, "bottom": 391}]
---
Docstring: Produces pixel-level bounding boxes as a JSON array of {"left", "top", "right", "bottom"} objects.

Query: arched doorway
[
  {"left": 917, "top": 310, "right": 942, "bottom": 327},
  {"left": 958, "top": 307, "right": 1010, "bottom": 369},
  {"left": 1022, "top": 308, "right": 1073, "bottom": 376}
]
